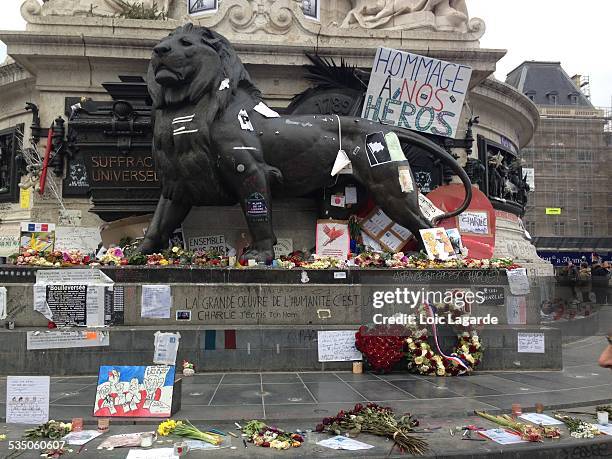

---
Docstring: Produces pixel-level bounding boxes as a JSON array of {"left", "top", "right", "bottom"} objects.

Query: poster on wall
[
  {"left": 315, "top": 220, "right": 350, "bottom": 260},
  {"left": 188, "top": 0, "right": 218, "bottom": 16},
  {"left": 20, "top": 222, "right": 55, "bottom": 253},
  {"left": 362, "top": 47, "right": 472, "bottom": 138},
  {"left": 93, "top": 365, "right": 175, "bottom": 417}
]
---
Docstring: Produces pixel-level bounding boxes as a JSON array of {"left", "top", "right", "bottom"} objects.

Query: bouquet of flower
[
  {"left": 301, "top": 256, "right": 346, "bottom": 270},
  {"left": 62, "top": 250, "right": 91, "bottom": 266},
  {"left": 554, "top": 414, "right": 600, "bottom": 438},
  {"left": 14, "top": 249, "right": 56, "bottom": 266},
  {"left": 24, "top": 420, "right": 72, "bottom": 439},
  {"left": 476, "top": 412, "right": 561, "bottom": 441},
  {"left": 242, "top": 420, "right": 303, "bottom": 449},
  {"left": 157, "top": 419, "right": 222, "bottom": 445},
  {"left": 316, "top": 403, "right": 427, "bottom": 455},
  {"left": 99, "top": 247, "right": 125, "bottom": 266},
  {"left": 354, "top": 251, "right": 387, "bottom": 268},
  {"left": 191, "top": 250, "right": 228, "bottom": 267},
  {"left": 355, "top": 324, "right": 410, "bottom": 373},
  {"left": 182, "top": 360, "right": 195, "bottom": 376}
]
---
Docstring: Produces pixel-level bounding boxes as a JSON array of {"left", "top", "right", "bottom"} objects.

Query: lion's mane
[{"left": 147, "top": 23, "right": 262, "bottom": 115}]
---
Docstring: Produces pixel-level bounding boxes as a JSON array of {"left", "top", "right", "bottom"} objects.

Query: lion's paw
[{"left": 240, "top": 245, "right": 274, "bottom": 265}]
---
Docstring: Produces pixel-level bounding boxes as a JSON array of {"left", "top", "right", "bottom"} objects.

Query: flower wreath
[{"left": 405, "top": 330, "right": 483, "bottom": 376}]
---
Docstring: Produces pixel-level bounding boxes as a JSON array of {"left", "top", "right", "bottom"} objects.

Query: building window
[
  {"left": 569, "top": 93, "right": 578, "bottom": 105},
  {"left": 583, "top": 221, "right": 593, "bottom": 236},
  {"left": 525, "top": 91, "right": 536, "bottom": 101},
  {"left": 547, "top": 92, "right": 559, "bottom": 104},
  {"left": 0, "top": 126, "right": 23, "bottom": 204},
  {"left": 553, "top": 222, "right": 565, "bottom": 236},
  {"left": 577, "top": 151, "right": 593, "bottom": 161},
  {"left": 583, "top": 192, "right": 592, "bottom": 210}
]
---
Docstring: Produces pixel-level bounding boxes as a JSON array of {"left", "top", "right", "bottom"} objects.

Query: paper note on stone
[
  {"left": 331, "top": 149, "right": 351, "bottom": 176},
  {"left": 6, "top": 376, "right": 50, "bottom": 424},
  {"left": 238, "top": 109, "right": 254, "bottom": 131},
  {"left": 517, "top": 332, "right": 545, "bottom": 353},
  {"left": 27, "top": 330, "right": 109, "bottom": 350},
  {"left": 384, "top": 132, "right": 407, "bottom": 162},
  {"left": 317, "top": 436, "right": 375, "bottom": 450},
  {"left": 218, "top": 78, "right": 230, "bottom": 91},
  {"left": 318, "top": 330, "right": 362, "bottom": 362},
  {"left": 153, "top": 331, "right": 181, "bottom": 365},
  {"left": 519, "top": 413, "right": 563, "bottom": 426},
  {"left": 141, "top": 285, "right": 172, "bottom": 319},
  {"left": 253, "top": 102, "right": 280, "bottom": 118},
  {"left": 506, "top": 268, "right": 530, "bottom": 295},
  {"left": 62, "top": 430, "right": 103, "bottom": 446},
  {"left": 398, "top": 165, "right": 414, "bottom": 192}
]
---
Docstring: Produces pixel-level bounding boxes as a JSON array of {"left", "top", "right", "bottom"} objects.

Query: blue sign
[{"left": 537, "top": 251, "right": 611, "bottom": 267}]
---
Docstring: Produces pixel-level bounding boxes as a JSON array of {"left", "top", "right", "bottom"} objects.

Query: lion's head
[{"left": 147, "top": 24, "right": 261, "bottom": 109}]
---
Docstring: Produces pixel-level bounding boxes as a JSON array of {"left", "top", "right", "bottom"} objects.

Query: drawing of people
[
  {"left": 97, "top": 384, "right": 117, "bottom": 415},
  {"left": 143, "top": 376, "right": 162, "bottom": 410},
  {"left": 122, "top": 378, "right": 142, "bottom": 413}
]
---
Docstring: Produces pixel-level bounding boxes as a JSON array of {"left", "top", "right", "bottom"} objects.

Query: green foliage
[{"left": 114, "top": 1, "right": 167, "bottom": 20}]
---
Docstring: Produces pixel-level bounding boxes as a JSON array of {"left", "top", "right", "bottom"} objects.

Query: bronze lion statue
[{"left": 140, "top": 24, "right": 472, "bottom": 262}]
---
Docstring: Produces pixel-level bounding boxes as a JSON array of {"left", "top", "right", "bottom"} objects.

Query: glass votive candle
[
  {"left": 71, "top": 418, "right": 83, "bottom": 432},
  {"left": 535, "top": 403, "right": 544, "bottom": 414},
  {"left": 352, "top": 361, "right": 363, "bottom": 374},
  {"left": 97, "top": 418, "right": 110, "bottom": 432},
  {"left": 597, "top": 411, "right": 609, "bottom": 425}
]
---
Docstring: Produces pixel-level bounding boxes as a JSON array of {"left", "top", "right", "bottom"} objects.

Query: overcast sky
[{"left": 0, "top": 0, "right": 610, "bottom": 106}]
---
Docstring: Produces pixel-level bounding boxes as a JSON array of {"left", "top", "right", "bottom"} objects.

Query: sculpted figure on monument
[
  {"left": 341, "top": 0, "right": 470, "bottom": 32},
  {"left": 23, "top": 0, "right": 174, "bottom": 17},
  {"left": 140, "top": 24, "right": 473, "bottom": 262}
]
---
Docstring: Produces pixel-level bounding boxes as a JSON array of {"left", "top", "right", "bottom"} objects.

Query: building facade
[{"left": 506, "top": 61, "right": 612, "bottom": 264}]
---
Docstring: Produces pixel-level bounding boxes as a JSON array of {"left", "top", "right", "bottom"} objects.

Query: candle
[
  {"left": 97, "top": 418, "right": 109, "bottom": 432},
  {"left": 597, "top": 411, "right": 609, "bottom": 425},
  {"left": 140, "top": 432, "right": 154, "bottom": 448},
  {"left": 535, "top": 403, "right": 544, "bottom": 414},
  {"left": 71, "top": 418, "right": 83, "bottom": 432},
  {"left": 511, "top": 404, "right": 522, "bottom": 416},
  {"left": 352, "top": 361, "right": 363, "bottom": 374}
]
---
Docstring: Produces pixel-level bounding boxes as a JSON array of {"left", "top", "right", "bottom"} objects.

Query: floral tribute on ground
[
  {"left": 315, "top": 403, "right": 428, "bottom": 455},
  {"left": 241, "top": 420, "right": 304, "bottom": 449}
]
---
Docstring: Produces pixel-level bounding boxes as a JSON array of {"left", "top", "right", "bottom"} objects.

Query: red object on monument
[{"left": 425, "top": 184, "right": 496, "bottom": 259}]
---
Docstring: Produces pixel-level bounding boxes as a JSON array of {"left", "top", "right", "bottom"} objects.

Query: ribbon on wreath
[{"left": 423, "top": 301, "right": 471, "bottom": 374}]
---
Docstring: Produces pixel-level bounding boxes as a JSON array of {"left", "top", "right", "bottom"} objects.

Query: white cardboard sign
[
  {"left": 6, "top": 376, "right": 50, "bottom": 424},
  {"left": 317, "top": 330, "right": 362, "bottom": 362},
  {"left": 517, "top": 332, "right": 545, "bottom": 353}
]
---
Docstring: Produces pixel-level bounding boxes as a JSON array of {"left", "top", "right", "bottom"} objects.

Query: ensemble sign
[{"left": 362, "top": 47, "right": 472, "bottom": 138}]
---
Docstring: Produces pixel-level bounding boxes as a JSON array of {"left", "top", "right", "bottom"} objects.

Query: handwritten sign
[
  {"left": 418, "top": 193, "right": 445, "bottom": 221},
  {"left": 153, "top": 332, "right": 181, "bottom": 366},
  {"left": 316, "top": 220, "right": 350, "bottom": 260},
  {"left": 273, "top": 238, "right": 293, "bottom": 258},
  {"left": 0, "top": 222, "right": 20, "bottom": 256},
  {"left": 458, "top": 211, "right": 489, "bottom": 235},
  {"left": 6, "top": 376, "right": 50, "bottom": 424},
  {"left": 55, "top": 226, "right": 101, "bottom": 254},
  {"left": 517, "top": 332, "right": 545, "bottom": 353},
  {"left": 478, "top": 287, "right": 505, "bottom": 306},
  {"left": 317, "top": 330, "right": 362, "bottom": 362},
  {"left": 362, "top": 47, "right": 472, "bottom": 138},
  {"left": 507, "top": 268, "right": 530, "bottom": 295},
  {"left": 188, "top": 234, "right": 226, "bottom": 255}
]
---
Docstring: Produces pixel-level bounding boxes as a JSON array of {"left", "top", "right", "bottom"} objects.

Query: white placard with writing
[
  {"left": 55, "top": 226, "right": 101, "bottom": 254},
  {"left": 418, "top": 193, "right": 445, "bottom": 221},
  {"left": 506, "top": 295, "right": 527, "bottom": 325},
  {"left": 517, "top": 332, "right": 545, "bottom": 353},
  {"left": 479, "top": 428, "right": 527, "bottom": 445},
  {"left": 273, "top": 238, "right": 293, "bottom": 258},
  {"left": 519, "top": 413, "right": 563, "bottom": 425},
  {"left": 458, "top": 211, "right": 489, "bottom": 235},
  {"left": 35, "top": 269, "right": 113, "bottom": 285},
  {"left": 6, "top": 376, "right": 50, "bottom": 424},
  {"left": 141, "top": 285, "right": 172, "bottom": 319},
  {"left": 507, "top": 268, "right": 530, "bottom": 295},
  {"left": 0, "top": 222, "right": 20, "bottom": 257},
  {"left": 27, "top": 330, "right": 109, "bottom": 350},
  {"left": 153, "top": 331, "right": 181, "bottom": 365},
  {"left": 362, "top": 47, "right": 472, "bottom": 138},
  {"left": 188, "top": 234, "right": 227, "bottom": 255},
  {"left": 317, "top": 330, "right": 362, "bottom": 362},
  {"left": 594, "top": 424, "right": 612, "bottom": 436}
]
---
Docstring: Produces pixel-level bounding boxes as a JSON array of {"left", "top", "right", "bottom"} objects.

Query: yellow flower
[
  {"left": 406, "top": 338, "right": 413, "bottom": 344},
  {"left": 414, "top": 356, "right": 424, "bottom": 365},
  {"left": 172, "top": 246, "right": 180, "bottom": 253},
  {"left": 408, "top": 343, "right": 417, "bottom": 350},
  {"left": 437, "top": 367, "right": 446, "bottom": 376},
  {"left": 159, "top": 259, "right": 169, "bottom": 266},
  {"left": 465, "top": 354, "right": 475, "bottom": 364},
  {"left": 420, "top": 342, "right": 428, "bottom": 349}
]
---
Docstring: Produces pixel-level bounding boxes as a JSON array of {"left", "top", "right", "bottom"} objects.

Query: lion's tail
[{"left": 394, "top": 129, "right": 472, "bottom": 224}]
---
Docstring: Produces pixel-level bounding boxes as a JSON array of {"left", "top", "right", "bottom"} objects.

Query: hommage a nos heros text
[
  {"left": 90, "top": 155, "right": 159, "bottom": 183},
  {"left": 362, "top": 47, "right": 472, "bottom": 138}
]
